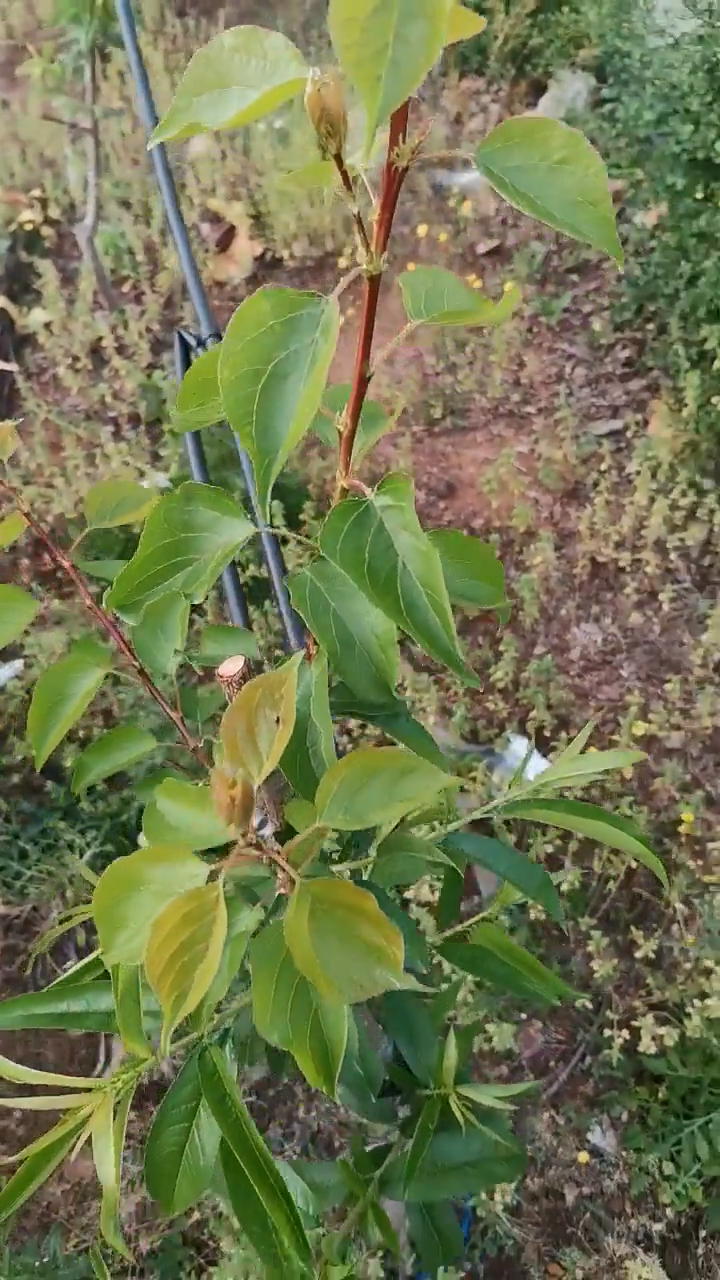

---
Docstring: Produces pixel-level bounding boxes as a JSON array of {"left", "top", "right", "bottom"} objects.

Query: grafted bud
[
  {"left": 304, "top": 67, "right": 348, "bottom": 160},
  {"left": 210, "top": 765, "right": 255, "bottom": 833}
]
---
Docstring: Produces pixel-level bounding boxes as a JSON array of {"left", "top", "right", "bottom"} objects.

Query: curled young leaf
[{"left": 210, "top": 765, "right": 255, "bottom": 833}]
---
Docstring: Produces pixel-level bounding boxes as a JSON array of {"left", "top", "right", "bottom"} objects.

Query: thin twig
[
  {"left": 541, "top": 1005, "right": 606, "bottom": 1100},
  {"left": 74, "top": 45, "right": 117, "bottom": 310},
  {"left": 1, "top": 479, "right": 207, "bottom": 767},
  {"left": 332, "top": 154, "right": 372, "bottom": 257},
  {"left": 372, "top": 321, "right": 420, "bottom": 373}
]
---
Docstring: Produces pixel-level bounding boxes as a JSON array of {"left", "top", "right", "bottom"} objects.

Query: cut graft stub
[{"left": 216, "top": 654, "right": 251, "bottom": 703}]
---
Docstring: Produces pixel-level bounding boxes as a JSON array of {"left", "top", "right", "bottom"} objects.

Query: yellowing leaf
[
  {"left": 0, "top": 511, "right": 27, "bottom": 550},
  {"left": 0, "top": 420, "right": 20, "bottom": 461},
  {"left": 145, "top": 881, "right": 228, "bottom": 1054},
  {"left": 92, "top": 844, "right": 209, "bottom": 966},
  {"left": 220, "top": 653, "right": 302, "bottom": 786},
  {"left": 445, "top": 3, "right": 487, "bottom": 44},
  {"left": 284, "top": 877, "right": 409, "bottom": 1003},
  {"left": 150, "top": 26, "right": 309, "bottom": 146},
  {"left": 315, "top": 745, "right": 454, "bottom": 831},
  {"left": 0, "top": 583, "right": 38, "bottom": 649}
]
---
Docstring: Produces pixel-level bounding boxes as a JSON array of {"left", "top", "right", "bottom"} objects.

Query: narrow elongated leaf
[
  {"left": 457, "top": 1080, "right": 536, "bottom": 1110},
  {"left": 476, "top": 117, "right": 623, "bottom": 265},
  {"left": 106, "top": 482, "right": 254, "bottom": 623},
  {"left": 501, "top": 797, "right": 667, "bottom": 887},
  {"left": 441, "top": 831, "right": 562, "bottom": 922},
  {"left": 27, "top": 639, "right": 111, "bottom": 769},
  {"left": 376, "top": 991, "right": 438, "bottom": 1084},
  {"left": 381, "top": 1122, "right": 525, "bottom": 1202},
  {"left": 0, "top": 1114, "right": 90, "bottom": 1227},
  {"left": 399, "top": 266, "right": 521, "bottom": 327},
  {"left": 330, "top": 684, "right": 449, "bottom": 769},
  {"left": 199, "top": 1046, "right": 313, "bottom": 1274},
  {"left": 311, "top": 384, "right": 392, "bottom": 464},
  {"left": 280, "top": 653, "right": 336, "bottom": 802},
  {"left": 0, "top": 584, "right": 38, "bottom": 649},
  {"left": 0, "top": 984, "right": 123, "bottom": 1033},
  {"left": 89, "top": 1244, "right": 111, "bottom": 1280},
  {"left": 91, "top": 1092, "right": 130, "bottom": 1258},
  {"left": 526, "top": 747, "right": 645, "bottom": 790},
  {"left": 111, "top": 965, "right": 151, "bottom": 1060},
  {"left": 93, "top": 844, "right": 209, "bottom": 966},
  {"left": 219, "top": 287, "right": 340, "bottom": 517},
  {"left": 438, "top": 924, "right": 573, "bottom": 1005},
  {"left": 250, "top": 921, "right": 348, "bottom": 1096},
  {"left": 0, "top": 1053, "right": 103, "bottom": 1091},
  {"left": 446, "top": 4, "right": 487, "bottom": 44},
  {"left": 372, "top": 831, "right": 452, "bottom": 888},
  {"left": 172, "top": 344, "right": 223, "bottom": 432},
  {"left": 0, "top": 1093, "right": 99, "bottom": 1112},
  {"left": 83, "top": 480, "right": 157, "bottom": 530},
  {"left": 49, "top": 953, "right": 107, "bottom": 989},
  {"left": 404, "top": 1096, "right": 442, "bottom": 1193},
  {"left": 284, "top": 877, "right": 408, "bottom": 1004},
  {"left": 428, "top": 529, "right": 506, "bottom": 611},
  {"left": 220, "top": 653, "right": 302, "bottom": 786},
  {"left": 0, "top": 511, "right": 27, "bottom": 549},
  {"left": 145, "top": 1049, "right": 220, "bottom": 1215},
  {"left": 72, "top": 726, "right": 158, "bottom": 794},
  {"left": 289, "top": 558, "right": 399, "bottom": 707},
  {"left": 329, "top": 0, "right": 446, "bottom": 147},
  {"left": 145, "top": 880, "right": 227, "bottom": 1053},
  {"left": 195, "top": 623, "right": 259, "bottom": 665},
  {"left": 320, "top": 473, "right": 475, "bottom": 682},
  {"left": 142, "top": 779, "right": 232, "bottom": 851},
  {"left": 407, "top": 1200, "right": 465, "bottom": 1275},
  {"left": 150, "top": 26, "right": 309, "bottom": 145},
  {"left": 131, "top": 591, "right": 189, "bottom": 675},
  {"left": 315, "top": 745, "right": 453, "bottom": 831}
]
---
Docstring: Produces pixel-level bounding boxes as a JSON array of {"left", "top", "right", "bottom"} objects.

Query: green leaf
[
  {"left": 284, "top": 877, "right": 409, "bottom": 1004},
  {"left": 106, "top": 482, "right": 254, "bottom": 624},
  {"left": 501, "top": 797, "right": 668, "bottom": 888},
  {"left": 198, "top": 1045, "right": 313, "bottom": 1275},
  {"left": 111, "top": 965, "right": 151, "bottom": 1060},
  {"left": 438, "top": 923, "right": 574, "bottom": 1005},
  {"left": 0, "top": 584, "right": 39, "bottom": 649},
  {"left": 48, "top": 953, "right": 107, "bottom": 990},
  {"left": 315, "top": 745, "right": 453, "bottom": 831},
  {"left": 311, "top": 384, "right": 392, "bottom": 464},
  {"left": 320, "top": 473, "right": 476, "bottom": 683},
  {"left": 282, "top": 824, "right": 331, "bottom": 872},
  {"left": 280, "top": 653, "right": 336, "bottom": 802},
  {"left": 92, "top": 844, "right": 209, "bottom": 966},
  {"left": 329, "top": 684, "right": 449, "bottom": 770},
  {"left": 381, "top": 1122, "right": 525, "bottom": 1202},
  {"left": 145, "top": 880, "right": 227, "bottom": 1054},
  {"left": 195, "top": 623, "right": 260, "bottom": 665},
  {"left": 362, "top": 882, "right": 430, "bottom": 972},
  {"left": 76, "top": 559, "right": 127, "bottom": 582},
  {"left": 0, "top": 1114, "right": 90, "bottom": 1227},
  {"left": 0, "top": 511, "right": 27, "bottom": 549},
  {"left": 89, "top": 1244, "right": 111, "bottom": 1280},
  {"left": 250, "top": 921, "right": 348, "bottom": 1096},
  {"left": 398, "top": 266, "right": 521, "bottom": 327},
  {"left": 145, "top": 1048, "right": 221, "bottom": 1215},
  {"left": 91, "top": 1091, "right": 131, "bottom": 1259},
  {"left": 0, "top": 983, "right": 121, "bottom": 1032},
  {"left": 428, "top": 528, "right": 506, "bottom": 611},
  {"left": 289, "top": 559, "right": 399, "bottom": 706},
  {"left": 476, "top": 116, "right": 623, "bottom": 265},
  {"left": 328, "top": 0, "right": 446, "bottom": 148},
  {"left": 149, "top": 26, "right": 309, "bottom": 145},
  {"left": 376, "top": 991, "right": 438, "bottom": 1084},
  {"left": 172, "top": 344, "right": 223, "bottom": 433},
  {"left": 445, "top": 3, "right": 487, "bottom": 44},
  {"left": 456, "top": 1080, "right": 536, "bottom": 1110},
  {"left": 0, "top": 1053, "right": 103, "bottom": 1091},
  {"left": 219, "top": 653, "right": 302, "bottom": 787},
  {"left": 404, "top": 1096, "right": 442, "bottom": 1193},
  {"left": 131, "top": 591, "right": 189, "bottom": 675},
  {"left": 526, "top": 747, "right": 646, "bottom": 790},
  {"left": 219, "top": 286, "right": 340, "bottom": 518},
  {"left": 407, "top": 1200, "right": 465, "bottom": 1274},
  {"left": 199, "top": 894, "right": 264, "bottom": 1019},
  {"left": 27, "top": 638, "right": 112, "bottom": 769},
  {"left": 337, "top": 1013, "right": 393, "bottom": 1122},
  {"left": 0, "top": 1093, "right": 99, "bottom": 1112},
  {"left": 142, "top": 779, "right": 232, "bottom": 851},
  {"left": 71, "top": 726, "right": 158, "bottom": 794},
  {"left": 372, "top": 831, "right": 452, "bottom": 888},
  {"left": 441, "top": 831, "right": 563, "bottom": 922},
  {"left": 0, "top": 420, "right": 20, "bottom": 461},
  {"left": 83, "top": 480, "right": 157, "bottom": 530}
]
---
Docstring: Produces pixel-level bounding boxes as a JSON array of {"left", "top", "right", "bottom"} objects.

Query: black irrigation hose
[{"left": 114, "top": 0, "right": 305, "bottom": 652}]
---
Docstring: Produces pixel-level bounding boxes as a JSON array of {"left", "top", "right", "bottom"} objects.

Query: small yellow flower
[
  {"left": 471, "top": 279, "right": 482, "bottom": 290},
  {"left": 437, "top": 230, "right": 449, "bottom": 243},
  {"left": 406, "top": 262, "right": 417, "bottom": 272},
  {"left": 465, "top": 272, "right": 479, "bottom": 285},
  {"left": 503, "top": 279, "right": 516, "bottom": 293},
  {"left": 576, "top": 1150, "right": 591, "bottom": 1166},
  {"left": 680, "top": 810, "right": 695, "bottom": 825},
  {"left": 631, "top": 720, "right": 650, "bottom": 738},
  {"left": 415, "top": 223, "right": 429, "bottom": 239},
  {"left": 686, "top": 935, "right": 696, "bottom": 946},
  {"left": 460, "top": 198, "right": 473, "bottom": 216}
]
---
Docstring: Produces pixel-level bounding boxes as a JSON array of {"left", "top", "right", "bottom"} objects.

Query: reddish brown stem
[
  {"left": 1, "top": 481, "right": 208, "bottom": 767},
  {"left": 337, "top": 101, "right": 412, "bottom": 487}
]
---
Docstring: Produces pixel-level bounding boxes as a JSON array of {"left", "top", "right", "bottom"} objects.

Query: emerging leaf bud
[
  {"left": 304, "top": 67, "right": 348, "bottom": 160},
  {"left": 210, "top": 765, "right": 255, "bottom": 833}
]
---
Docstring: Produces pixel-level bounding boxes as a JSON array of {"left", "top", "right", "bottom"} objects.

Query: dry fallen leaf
[{"left": 204, "top": 197, "right": 264, "bottom": 283}]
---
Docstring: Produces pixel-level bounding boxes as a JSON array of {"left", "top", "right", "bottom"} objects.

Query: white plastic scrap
[{"left": 0, "top": 659, "right": 24, "bottom": 690}]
